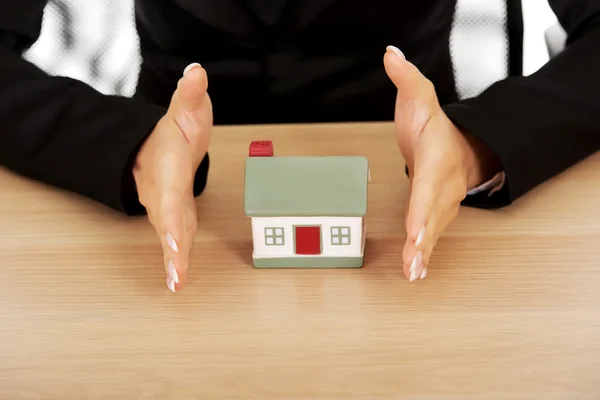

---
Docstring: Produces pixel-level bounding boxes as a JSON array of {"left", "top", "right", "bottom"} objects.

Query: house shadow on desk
[
  {"left": 224, "top": 237, "right": 254, "bottom": 267},
  {"left": 194, "top": 190, "right": 255, "bottom": 269}
]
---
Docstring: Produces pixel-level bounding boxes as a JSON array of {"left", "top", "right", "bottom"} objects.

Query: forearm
[
  {"left": 0, "top": 42, "right": 169, "bottom": 213},
  {"left": 444, "top": 24, "right": 600, "bottom": 207}
]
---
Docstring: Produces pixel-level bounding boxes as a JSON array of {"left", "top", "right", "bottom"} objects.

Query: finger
[
  {"left": 420, "top": 200, "right": 459, "bottom": 269},
  {"left": 405, "top": 129, "right": 448, "bottom": 243},
  {"left": 403, "top": 176, "right": 412, "bottom": 234},
  {"left": 403, "top": 175, "right": 463, "bottom": 281},
  {"left": 403, "top": 199, "right": 437, "bottom": 281},
  {"left": 158, "top": 192, "right": 188, "bottom": 292},
  {"left": 402, "top": 132, "right": 449, "bottom": 280},
  {"left": 403, "top": 195, "right": 460, "bottom": 281}
]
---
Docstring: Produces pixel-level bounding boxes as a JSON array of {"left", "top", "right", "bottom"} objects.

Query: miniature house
[{"left": 244, "top": 141, "right": 369, "bottom": 268}]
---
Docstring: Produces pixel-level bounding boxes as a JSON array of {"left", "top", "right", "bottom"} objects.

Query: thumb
[
  {"left": 384, "top": 46, "right": 439, "bottom": 110},
  {"left": 177, "top": 63, "right": 208, "bottom": 114},
  {"left": 169, "top": 63, "right": 212, "bottom": 158},
  {"left": 385, "top": 46, "right": 438, "bottom": 148},
  {"left": 383, "top": 46, "right": 424, "bottom": 100}
]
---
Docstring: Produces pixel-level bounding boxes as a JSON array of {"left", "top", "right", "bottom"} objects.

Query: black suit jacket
[{"left": 0, "top": 0, "right": 599, "bottom": 214}]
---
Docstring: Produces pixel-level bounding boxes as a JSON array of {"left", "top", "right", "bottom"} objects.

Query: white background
[{"left": 522, "top": 0, "right": 558, "bottom": 75}]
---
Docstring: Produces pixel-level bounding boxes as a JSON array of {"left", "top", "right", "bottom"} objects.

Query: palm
[
  {"left": 384, "top": 46, "right": 470, "bottom": 281},
  {"left": 134, "top": 64, "right": 213, "bottom": 292}
]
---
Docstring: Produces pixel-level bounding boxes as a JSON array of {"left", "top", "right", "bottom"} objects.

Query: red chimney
[{"left": 249, "top": 140, "right": 274, "bottom": 157}]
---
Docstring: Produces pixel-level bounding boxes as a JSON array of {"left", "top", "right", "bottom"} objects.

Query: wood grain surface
[{"left": 1, "top": 122, "right": 599, "bottom": 399}]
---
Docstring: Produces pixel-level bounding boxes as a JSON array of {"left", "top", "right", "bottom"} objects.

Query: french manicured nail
[
  {"left": 420, "top": 268, "right": 428, "bottom": 280},
  {"left": 386, "top": 45, "right": 405, "bottom": 60},
  {"left": 167, "top": 260, "right": 179, "bottom": 284},
  {"left": 166, "top": 277, "right": 176, "bottom": 293},
  {"left": 183, "top": 62, "right": 202, "bottom": 75},
  {"left": 415, "top": 226, "right": 426, "bottom": 246},
  {"left": 166, "top": 232, "right": 178, "bottom": 252},
  {"left": 409, "top": 251, "right": 423, "bottom": 281},
  {"left": 409, "top": 270, "right": 419, "bottom": 282}
]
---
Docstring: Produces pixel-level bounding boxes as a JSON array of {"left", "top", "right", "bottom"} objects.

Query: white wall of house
[{"left": 251, "top": 216, "right": 364, "bottom": 258}]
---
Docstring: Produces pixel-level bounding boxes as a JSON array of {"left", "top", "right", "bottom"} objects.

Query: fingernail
[
  {"left": 420, "top": 268, "right": 428, "bottom": 280},
  {"left": 409, "top": 270, "right": 417, "bottom": 281},
  {"left": 386, "top": 45, "right": 405, "bottom": 60},
  {"left": 415, "top": 226, "right": 426, "bottom": 246},
  {"left": 166, "top": 277, "right": 176, "bottom": 292},
  {"left": 410, "top": 251, "right": 422, "bottom": 273},
  {"left": 167, "top": 260, "right": 179, "bottom": 283},
  {"left": 409, "top": 251, "right": 423, "bottom": 281},
  {"left": 183, "top": 62, "right": 202, "bottom": 76},
  {"left": 166, "top": 232, "right": 178, "bottom": 252}
]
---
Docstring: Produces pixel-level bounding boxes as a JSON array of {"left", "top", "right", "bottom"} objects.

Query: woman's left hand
[{"left": 383, "top": 46, "right": 502, "bottom": 281}]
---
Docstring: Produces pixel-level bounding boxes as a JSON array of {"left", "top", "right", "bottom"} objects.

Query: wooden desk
[{"left": 1, "top": 122, "right": 599, "bottom": 399}]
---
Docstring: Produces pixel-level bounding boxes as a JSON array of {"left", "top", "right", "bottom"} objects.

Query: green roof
[{"left": 244, "top": 156, "right": 369, "bottom": 217}]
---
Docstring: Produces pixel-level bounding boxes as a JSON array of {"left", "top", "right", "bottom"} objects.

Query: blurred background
[{"left": 23, "top": 0, "right": 560, "bottom": 101}]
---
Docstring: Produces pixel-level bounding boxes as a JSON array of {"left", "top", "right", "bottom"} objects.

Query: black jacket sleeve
[
  {"left": 443, "top": 0, "right": 600, "bottom": 208},
  {"left": 0, "top": 1, "right": 209, "bottom": 215}
]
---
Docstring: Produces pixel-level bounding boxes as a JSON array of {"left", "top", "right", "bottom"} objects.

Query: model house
[{"left": 244, "top": 141, "right": 369, "bottom": 268}]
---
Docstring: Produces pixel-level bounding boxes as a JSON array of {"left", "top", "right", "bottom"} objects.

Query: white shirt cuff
[{"left": 467, "top": 171, "right": 506, "bottom": 197}]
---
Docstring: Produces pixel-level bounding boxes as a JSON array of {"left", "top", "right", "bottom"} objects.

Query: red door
[{"left": 295, "top": 226, "right": 321, "bottom": 255}]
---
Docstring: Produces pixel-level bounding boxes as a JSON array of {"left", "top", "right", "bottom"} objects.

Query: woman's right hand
[{"left": 133, "top": 63, "right": 213, "bottom": 292}]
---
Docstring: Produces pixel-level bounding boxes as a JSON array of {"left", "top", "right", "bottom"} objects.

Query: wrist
[
  {"left": 459, "top": 127, "right": 502, "bottom": 191},
  {"left": 132, "top": 138, "right": 148, "bottom": 192},
  {"left": 121, "top": 130, "right": 153, "bottom": 215},
  {"left": 132, "top": 118, "right": 165, "bottom": 199}
]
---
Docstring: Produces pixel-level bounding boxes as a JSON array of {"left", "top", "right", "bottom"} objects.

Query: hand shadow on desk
[{"left": 193, "top": 191, "right": 254, "bottom": 269}]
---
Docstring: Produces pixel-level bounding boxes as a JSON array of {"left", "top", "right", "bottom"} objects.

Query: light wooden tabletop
[{"left": 1, "top": 122, "right": 599, "bottom": 399}]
